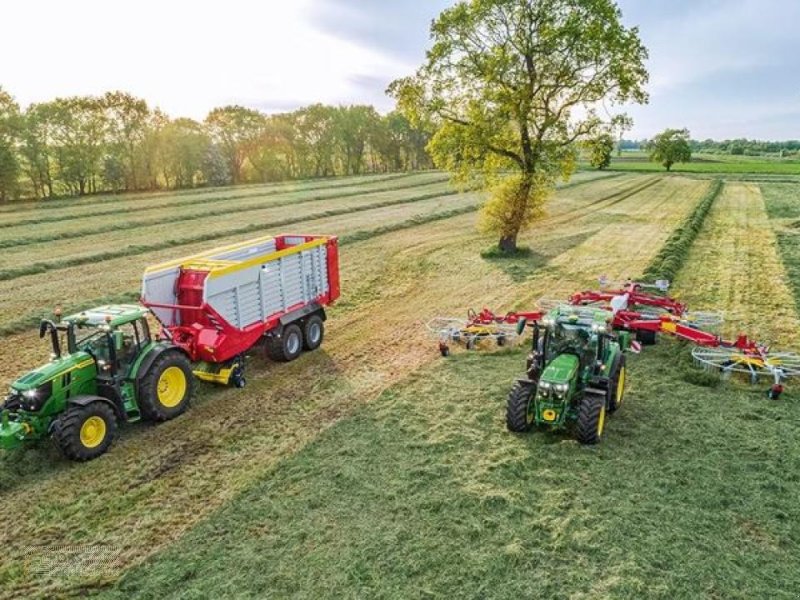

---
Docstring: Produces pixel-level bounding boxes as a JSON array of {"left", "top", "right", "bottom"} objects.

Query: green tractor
[
  {"left": 506, "top": 305, "right": 629, "bottom": 444},
  {"left": 0, "top": 305, "right": 194, "bottom": 460}
]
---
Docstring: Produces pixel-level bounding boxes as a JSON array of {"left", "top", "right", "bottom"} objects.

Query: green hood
[
  {"left": 541, "top": 353, "right": 579, "bottom": 385},
  {"left": 10, "top": 352, "right": 95, "bottom": 392}
]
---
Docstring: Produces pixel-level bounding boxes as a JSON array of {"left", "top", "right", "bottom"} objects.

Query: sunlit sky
[{"left": 1, "top": 0, "right": 798, "bottom": 139}]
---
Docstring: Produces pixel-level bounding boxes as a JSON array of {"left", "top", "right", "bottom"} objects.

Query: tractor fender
[
  {"left": 515, "top": 378, "right": 537, "bottom": 389},
  {"left": 134, "top": 344, "right": 192, "bottom": 395},
  {"left": 65, "top": 394, "right": 124, "bottom": 422}
]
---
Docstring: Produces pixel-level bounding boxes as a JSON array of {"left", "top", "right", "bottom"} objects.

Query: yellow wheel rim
[
  {"left": 80, "top": 416, "right": 107, "bottom": 449},
  {"left": 597, "top": 405, "right": 606, "bottom": 437},
  {"left": 157, "top": 366, "right": 187, "bottom": 408},
  {"left": 616, "top": 366, "right": 626, "bottom": 405}
]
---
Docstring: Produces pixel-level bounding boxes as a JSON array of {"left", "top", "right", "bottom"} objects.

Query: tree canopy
[
  {"left": 389, "top": 0, "right": 648, "bottom": 252},
  {"left": 0, "top": 90, "right": 432, "bottom": 202},
  {"left": 648, "top": 128, "right": 692, "bottom": 171}
]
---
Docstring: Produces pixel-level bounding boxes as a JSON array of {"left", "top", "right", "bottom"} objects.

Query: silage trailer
[
  {"left": 141, "top": 232, "right": 340, "bottom": 386},
  {"left": 0, "top": 233, "right": 340, "bottom": 460}
]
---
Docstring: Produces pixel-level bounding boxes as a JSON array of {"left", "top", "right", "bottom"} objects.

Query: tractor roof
[{"left": 62, "top": 304, "right": 148, "bottom": 328}]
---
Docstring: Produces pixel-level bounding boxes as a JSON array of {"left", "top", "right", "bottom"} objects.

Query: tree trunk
[{"left": 499, "top": 235, "right": 517, "bottom": 253}]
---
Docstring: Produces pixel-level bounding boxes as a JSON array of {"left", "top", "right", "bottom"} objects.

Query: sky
[{"left": 0, "top": 0, "right": 798, "bottom": 140}]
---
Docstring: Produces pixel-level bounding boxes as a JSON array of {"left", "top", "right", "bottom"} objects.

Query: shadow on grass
[{"left": 481, "top": 229, "right": 599, "bottom": 283}]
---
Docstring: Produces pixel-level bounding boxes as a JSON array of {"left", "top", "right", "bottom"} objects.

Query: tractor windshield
[{"left": 76, "top": 329, "right": 113, "bottom": 364}]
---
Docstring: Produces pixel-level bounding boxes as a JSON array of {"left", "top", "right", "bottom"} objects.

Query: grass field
[
  {"left": 2, "top": 170, "right": 800, "bottom": 598},
  {"left": 586, "top": 152, "right": 800, "bottom": 176}
]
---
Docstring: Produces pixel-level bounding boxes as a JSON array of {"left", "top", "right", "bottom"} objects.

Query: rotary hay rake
[{"left": 434, "top": 279, "right": 800, "bottom": 399}]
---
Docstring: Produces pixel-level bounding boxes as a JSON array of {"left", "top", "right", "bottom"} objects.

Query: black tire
[
  {"left": 607, "top": 355, "right": 626, "bottom": 414},
  {"left": 439, "top": 345, "right": 450, "bottom": 357},
  {"left": 267, "top": 323, "right": 303, "bottom": 362},
  {"left": 506, "top": 381, "right": 536, "bottom": 432},
  {"left": 497, "top": 334, "right": 507, "bottom": 347},
  {"left": 302, "top": 315, "right": 324, "bottom": 351},
  {"left": 52, "top": 401, "right": 117, "bottom": 461},
  {"left": 636, "top": 329, "right": 657, "bottom": 346},
  {"left": 575, "top": 390, "right": 607, "bottom": 445},
  {"left": 138, "top": 351, "right": 194, "bottom": 422}
]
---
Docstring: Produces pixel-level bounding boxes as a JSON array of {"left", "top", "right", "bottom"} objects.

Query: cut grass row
[
  {"left": 102, "top": 345, "right": 800, "bottom": 599},
  {"left": 0, "top": 188, "right": 463, "bottom": 279},
  {"left": 761, "top": 183, "right": 800, "bottom": 333},
  {"left": 672, "top": 182, "right": 800, "bottom": 346},
  {"left": 0, "top": 175, "right": 451, "bottom": 243},
  {"left": 0, "top": 179, "right": 454, "bottom": 254},
  {"left": 0, "top": 171, "right": 422, "bottom": 215},
  {"left": 643, "top": 179, "right": 723, "bottom": 281},
  {"left": 0, "top": 171, "right": 451, "bottom": 230},
  {"left": 0, "top": 177, "right": 697, "bottom": 596}
]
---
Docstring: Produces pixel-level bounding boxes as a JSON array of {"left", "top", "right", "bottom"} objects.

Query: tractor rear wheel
[
  {"left": 607, "top": 355, "right": 626, "bottom": 414},
  {"left": 52, "top": 401, "right": 117, "bottom": 461},
  {"left": 576, "top": 390, "right": 607, "bottom": 445},
  {"left": 302, "top": 315, "right": 325, "bottom": 351},
  {"left": 267, "top": 323, "right": 304, "bottom": 362},
  {"left": 506, "top": 381, "right": 536, "bottom": 432},
  {"left": 138, "top": 351, "right": 194, "bottom": 422}
]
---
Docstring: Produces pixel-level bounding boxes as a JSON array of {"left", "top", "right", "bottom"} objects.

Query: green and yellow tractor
[
  {"left": 0, "top": 305, "right": 194, "bottom": 460},
  {"left": 506, "top": 305, "right": 629, "bottom": 444}
]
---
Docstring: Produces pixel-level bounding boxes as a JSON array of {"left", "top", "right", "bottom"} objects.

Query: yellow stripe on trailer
[
  {"left": 143, "top": 234, "right": 277, "bottom": 275},
  {"left": 206, "top": 238, "right": 329, "bottom": 279}
]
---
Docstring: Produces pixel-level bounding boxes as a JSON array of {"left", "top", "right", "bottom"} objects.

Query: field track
[
  {"left": 0, "top": 172, "right": 712, "bottom": 597},
  {"left": 673, "top": 182, "right": 800, "bottom": 346}
]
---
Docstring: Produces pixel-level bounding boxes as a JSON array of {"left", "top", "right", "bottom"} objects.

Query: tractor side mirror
[
  {"left": 39, "top": 320, "right": 48, "bottom": 339},
  {"left": 516, "top": 318, "right": 527, "bottom": 336}
]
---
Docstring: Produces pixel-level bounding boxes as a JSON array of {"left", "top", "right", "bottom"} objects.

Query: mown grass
[
  {"left": 102, "top": 343, "right": 800, "bottom": 599},
  {"left": 761, "top": 183, "right": 800, "bottom": 319},
  {"left": 0, "top": 171, "right": 422, "bottom": 214},
  {"left": 0, "top": 178, "right": 452, "bottom": 246},
  {"left": 642, "top": 179, "right": 723, "bottom": 281},
  {"left": 0, "top": 172, "right": 450, "bottom": 230},
  {"left": 0, "top": 190, "right": 468, "bottom": 280}
]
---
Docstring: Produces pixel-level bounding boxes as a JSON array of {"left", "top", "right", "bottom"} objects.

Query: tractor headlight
[
  {"left": 537, "top": 382, "right": 551, "bottom": 397},
  {"left": 20, "top": 381, "right": 52, "bottom": 412},
  {"left": 542, "top": 317, "right": 555, "bottom": 329},
  {"left": 554, "top": 383, "right": 569, "bottom": 393},
  {"left": 591, "top": 323, "right": 607, "bottom": 334}
]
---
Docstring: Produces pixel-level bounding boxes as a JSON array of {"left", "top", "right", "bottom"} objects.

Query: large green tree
[
  {"left": 389, "top": 0, "right": 648, "bottom": 252},
  {"left": 648, "top": 128, "right": 691, "bottom": 171}
]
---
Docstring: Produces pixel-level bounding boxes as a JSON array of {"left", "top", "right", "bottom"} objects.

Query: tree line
[
  {"left": 619, "top": 137, "right": 800, "bottom": 158},
  {"left": 0, "top": 88, "right": 433, "bottom": 202}
]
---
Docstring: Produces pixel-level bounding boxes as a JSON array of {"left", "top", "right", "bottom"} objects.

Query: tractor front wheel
[
  {"left": 576, "top": 390, "right": 607, "bottom": 445},
  {"left": 138, "top": 351, "right": 194, "bottom": 422},
  {"left": 52, "top": 401, "right": 117, "bottom": 461},
  {"left": 506, "top": 382, "right": 536, "bottom": 433}
]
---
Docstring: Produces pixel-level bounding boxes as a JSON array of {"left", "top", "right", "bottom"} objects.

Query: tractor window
[
  {"left": 135, "top": 318, "right": 151, "bottom": 346},
  {"left": 115, "top": 323, "right": 140, "bottom": 374}
]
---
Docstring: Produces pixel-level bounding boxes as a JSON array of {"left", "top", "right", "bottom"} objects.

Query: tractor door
[{"left": 113, "top": 319, "right": 151, "bottom": 377}]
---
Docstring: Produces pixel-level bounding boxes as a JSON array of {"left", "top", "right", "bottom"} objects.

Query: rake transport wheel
[
  {"left": 506, "top": 381, "right": 536, "bottom": 433},
  {"left": 302, "top": 314, "right": 325, "bottom": 351},
  {"left": 267, "top": 323, "right": 304, "bottom": 362},
  {"left": 139, "top": 351, "right": 195, "bottom": 421},
  {"left": 607, "top": 355, "right": 626, "bottom": 414},
  {"left": 52, "top": 400, "right": 118, "bottom": 461},
  {"left": 576, "top": 390, "right": 607, "bottom": 445}
]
